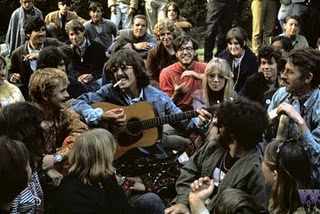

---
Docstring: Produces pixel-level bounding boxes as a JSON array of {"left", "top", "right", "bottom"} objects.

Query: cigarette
[{"left": 113, "top": 78, "right": 126, "bottom": 87}]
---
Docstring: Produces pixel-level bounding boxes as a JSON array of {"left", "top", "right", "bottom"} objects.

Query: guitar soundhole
[{"left": 126, "top": 118, "right": 143, "bottom": 136}]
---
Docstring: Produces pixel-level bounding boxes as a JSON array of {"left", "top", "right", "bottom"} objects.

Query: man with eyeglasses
[
  {"left": 5, "top": 0, "right": 43, "bottom": 57},
  {"left": 160, "top": 35, "right": 207, "bottom": 112},
  {"left": 45, "top": 0, "right": 86, "bottom": 42},
  {"left": 267, "top": 48, "right": 320, "bottom": 187}
]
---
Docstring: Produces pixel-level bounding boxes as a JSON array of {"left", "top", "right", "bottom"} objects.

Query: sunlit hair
[
  {"left": 264, "top": 140, "right": 311, "bottom": 214},
  {"left": 202, "top": 57, "right": 234, "bottom": 106},
  {"left": 0, "top": 137, "right": 29, "bottom": 204},
  {"left": 226, "top": 27, "right": 248, "bottom": 48},
  {"left": 287, "top": 48, "right": 320, "bottom": 88},
  {"left": 214, "top": 188, "right": 260, "bottom": 214},
  {"left": 67, "top": 129, "right": 117, "bottom": 185},
  {"left": 66, "top": 20, "right": 85, "bottom": 33},
  {"left": 0, "top": 102, "right": 45, "bottom": 170},
  {"left": 153, "top": 19, "right": 182, "bottom": 41},
  {"left": 29, "top": 68, "right": 69, "bottom": 103}
]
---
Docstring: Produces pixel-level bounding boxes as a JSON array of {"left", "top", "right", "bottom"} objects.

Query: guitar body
[{"left": 91, "top": 102, "right": 161, "bottom": 159}]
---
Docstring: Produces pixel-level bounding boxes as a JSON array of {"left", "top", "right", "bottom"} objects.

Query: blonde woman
[
  {"left": 192, "top": 57, "right": 236, "bottom": 147},
  {"left": 52, "top": 128, "right": 164, "bottom": 214}
]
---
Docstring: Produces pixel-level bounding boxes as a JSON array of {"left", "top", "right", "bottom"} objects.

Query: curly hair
[
  {"left": 217, "top": 97, "right": 268, "bottom": 149},
  {"left": 0, "top": 102, "right": 45, "bottom": 170},
  {"left": 105, "top": 49, "right": 150, "bottom": 88},
  {"left": 29, "top": 68, "right": 69, "bottom": 103},
  {"left": 173, "top": 35, "right": 198, "bottom": 52},
  {"left": 153, "top": 19, "right": 182, "bottom": 41},
  {"left": 288, "top": 47, "right": 320, "bottom": 88},
  {"left": 264, "top": 140, "right": 311, "bottom": 214},
  {"left": 24, "top": 16, "right": 46, "bottom": 36},
  {"left": 258, "top": 46, "right": 282, "bottom": 65}
]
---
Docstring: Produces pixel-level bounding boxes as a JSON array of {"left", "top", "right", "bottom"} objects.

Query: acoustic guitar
[{"left": 91, "top": 102, "right": 218, "bottom": 159}]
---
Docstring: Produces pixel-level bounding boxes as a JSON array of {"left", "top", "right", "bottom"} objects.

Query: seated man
[
  {"left": 84, "top": 2, "right": 117, "bottom": 52},
  {"left": 165, "top": 97, "right": 269, "bottom": 213},
  {"left": 71, "top": 49, "right": 191, "bottom": 158},
  {"left": 8, "top": 16, "right": 70, "bottom": 98},
  {"left": 241, "top": 45, "right": 282, "bottom": 108},
  {"left": 0, "top": 55, "right": 25, "bottom": 108},
  {"left": 160, "top": 35, "right": 207, "bottom": 111},
  {"left": 5, "top": 0, "right": 43, "bottom": 57},
  {"left": 109, "top": 14, "right": 157, "bottom": 59},
  {"left": 267, "top": 48, "right": 320, "bottom": 187},
  {"left": 66, "top": 20, "right": 107, "bottom": 92},
  {"left": 29, "top": 68, "right": 88, "bottom": 178},
  {"left": 45, "top": 0, "right": 85, "bottom": 42}
]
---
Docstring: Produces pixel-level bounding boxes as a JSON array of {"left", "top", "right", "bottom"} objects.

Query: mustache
[{"left": 116, "top": 74, "right": 128, "bottom": 81}]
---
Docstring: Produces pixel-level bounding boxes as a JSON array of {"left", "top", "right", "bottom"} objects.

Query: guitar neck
[{"left": 141, "top": 106, "right": 216, "bottom": 129}]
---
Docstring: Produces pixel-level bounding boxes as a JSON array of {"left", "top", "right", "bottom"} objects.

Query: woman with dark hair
[
  {"left": 37, "top": 46, "right": 88, "bottom": 98},
  {"left": 262, "top": 140, "right": 314, "bottom": 213},
  {"left": 218, "top": 27, "right": 258, "bottom": 93},
  {"left": 165, "top": 2, "right": 192, "bottom": 33},
  {"left": 146, "top": 19, "right": 182, "bottom": 87},
  {"left": 0, "top": 137, "right": 31, "bottom": 213},
  {"left": 0, "top": 102, "right": 45, "bottom": 213}
]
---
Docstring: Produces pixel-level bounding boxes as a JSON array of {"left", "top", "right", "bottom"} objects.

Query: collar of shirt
[{"left": 124, "top": 89, "right": 144, "bottom": 105}]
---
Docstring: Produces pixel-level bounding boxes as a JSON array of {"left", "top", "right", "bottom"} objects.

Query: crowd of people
[{"left": 1, "top": 0, "right": 320, "bottom": 213}]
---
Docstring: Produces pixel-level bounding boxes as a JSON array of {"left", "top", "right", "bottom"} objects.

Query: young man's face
[
  {"left": 29, "top": 26, "right": 46, "bottom": 46},
  {"left": 58, "top": 1, "right": 70, "bottom": 15},
  {"left": 112, "top": 64, "right": 137, "bottom": 92},
  {"left": 260, "top": 57, "right": 278, "bottom": 83},
  {"left": 281, "top": 60, "right": 308, "bottom": 95},
  {"left": 284, "top": 18, "right": 299, "bottom": 37},
  {"left": 47, "top": 81, "right": 69, "bottom": 110},
  {"left": 159, "top": 28, "right": 174, "bottom": 47},
  {"left": 132, "top": 18, "right": 147, "bottom": 39},
  {"left": 20, "top": 0, "right": 33, "bottom": 11},
  {"left": 176, "top": 40, "right": 196, "bottom": 67},
  {"left": 68, "top": 30, "right": 85, "bottom": 46},
  {"left": 89, "top": 8, "right": 103, "bottom": 24}
]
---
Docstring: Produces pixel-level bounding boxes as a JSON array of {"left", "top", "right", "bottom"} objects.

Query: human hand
[
  {"left": 189, "top": 176, "right": 214, "bottom": 202},
  {"left": 23, "top": 53, "right": 39, "bottom": 61},
  {"left": 181, "top": 70, "right": 200, "bottom": 79},
  {"left": 42, "top": 154, "right": 54, "bottom": 170},
  {"left": 10, "top": 73, "right": 21, "bottom": 83},
  {"left": 46, "top": 168, "right": 63, "bottom": 187},
  {"left": 196, "top": 109, "right": 213, "bottom": 127},
  {"left": 78, "top": 74, "right": 94, "bottom": 84},
  {"left": 101, "top": 108, "right": 126, "bottom": 125},
  {"left": 111, "top": 5, "right": 117, "bottom": 14},
  {"left": 134, "top": 42, "right": 151, "bottom": 50},
  {"left": 164, "top": 203, "right": 190, "bottom": 214},
  {"left": 276, "top": 102, "right": 305, "bottom": 125}
]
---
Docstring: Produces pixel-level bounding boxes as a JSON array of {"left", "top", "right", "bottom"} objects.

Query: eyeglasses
[
  {"left": 110, "top": 64, "right": 133, "bottom": 73},
  {"left": 178, "top": 46, "right": 194, "bottom": 53}
]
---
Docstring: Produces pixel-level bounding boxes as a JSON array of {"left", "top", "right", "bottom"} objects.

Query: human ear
[
  {"left": 273, "top": 169, "right": 278, "bottom": 182},
  {"left": 304, "top": 72, "right": 313, "bottom": 84}
]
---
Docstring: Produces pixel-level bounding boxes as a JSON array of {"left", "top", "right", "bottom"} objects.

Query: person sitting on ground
[
  {"left": 165, "top": 2, "right": 192, "bottom": 34},
  {"left": 189, "top": 186, "right": 260, "bottom": 214},
  {"left": 5, "top": 0, "right": 43, "bottom": 57},
  {"left": 52, "top": 128, "right": 164, "bottom": 214},
  {"left": 66, "top": 20, "right": 107, "bottom": 92},
  {"left": 262, "top": 140, "right": 314, "bottom": 213},
  {"left": 192, "top": 57, "right": 237, "bottom": 147},
  {"left": 165, "top": 98, "right": 269, "bottom": 214},
  {"left": 8, "top": 16, "right": 70, "bottom": 98},
  {"left": 37, "top": 46, "right": 88, "bottom": 99},
  {"left": 0, "top": 102, "right": 46, "bottom": 213},
  {"left": 0, "top": 54, "right": 24, "bottom": 109},
  {"left": 84, "top": 2, "right": 117, "bottom": 52},
  {"left": 29, "top": 68, "right": 88, "bottom": 177},
  {"left": 277, "top": 15, "right": 309, "bottom": 49},
  {"left": 146, "top": 19, "right": 182, "bottom": 88},
  {"left": 241, "top": 45, "right": 282, "bottom": 108},
  {"left": 218, "top": 27, "right": 258, "bottom": 93},
  {"left": 0, "top": 137, "right": 31, "bottom": 213},
  {"left": 271, "top": 35, "right": 293, "bottom": 57},
  {"left": 160, "top": 35, "right": 207, "bottom": 111},
  {"left": 109, "top": 14, "right": 157, "bottom": 59},
  {"left": 45, "top": 0, "right": 86, "bottom": 42}
]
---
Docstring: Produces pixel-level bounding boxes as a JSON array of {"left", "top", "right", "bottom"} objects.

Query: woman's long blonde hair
[
  {"left": 67, "top": 128, "right": 117, "bottom": 185},
  {"left": 202, "top": 57, "right": 234, "bottom": 106}
]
